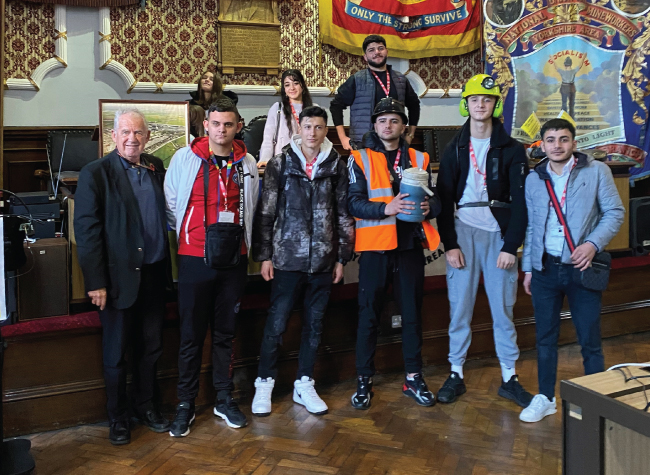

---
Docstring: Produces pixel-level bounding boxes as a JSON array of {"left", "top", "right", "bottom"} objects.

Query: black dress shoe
[
  {"left": 136, "top": 408, "right": 171, "bottom": 433},
  {"left": 109, "top": 420, "right": 131, "bottom": 445}
]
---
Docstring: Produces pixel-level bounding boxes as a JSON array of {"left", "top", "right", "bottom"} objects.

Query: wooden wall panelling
[
  {"left": 67, "top": 198, "right": 86, "bottom": 301},
  {"left": 607, "top": 174, "right": 631, "bottom": 251},
  {"left": 4, "top": 125, "right": 448, "bottom": 194},
  {"left": 3, "top": 263, "right": 650, "bottom": 436},
  {"left": 2, "top": 127, "right": 95, "bottom": 193}
]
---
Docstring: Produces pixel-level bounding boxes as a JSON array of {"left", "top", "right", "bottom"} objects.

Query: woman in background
[
  {"left": 188, "top": 70, "right": 239, "bottom": 137},
  {"left": 258, "top": 69, "right": 315, "bottom": 167}
]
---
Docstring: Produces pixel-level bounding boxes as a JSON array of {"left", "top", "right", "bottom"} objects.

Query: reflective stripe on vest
[
  {"left": 354, "top": 149, "right": 397, "bottom": 252},
  {"left": 408, "top": 149, "right": 441, "bottom": 250},
  {"left": 413, "top": 150, "right": 425, "bottom": 169}
]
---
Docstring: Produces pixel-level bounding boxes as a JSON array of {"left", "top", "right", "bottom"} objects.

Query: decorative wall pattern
[
  {"left": 4, "top": 1, "right": 55, "bottom": 80},
  {"left": 108, "top": 0, "right": 218, "bottom": 85},
  {"left": 107, "top": 0, "right": 482, "bottom": 91},
  {"left": 410, "top": 51, "right": 483, "bottom": 91}
]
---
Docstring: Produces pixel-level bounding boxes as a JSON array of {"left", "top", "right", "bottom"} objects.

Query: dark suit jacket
[{"left": 74, "top": 150, "right": 167, "bottom": 310}]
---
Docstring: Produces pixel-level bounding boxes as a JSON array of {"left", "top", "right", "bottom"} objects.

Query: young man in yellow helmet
[{"left": 436, "top": 74, "right": 532, "bottom": 407}]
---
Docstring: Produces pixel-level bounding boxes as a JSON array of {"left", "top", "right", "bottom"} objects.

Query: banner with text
[
  {"left": 485, "top": 0, "right": 650, "bottom": 181},
  {"left": 319, "top": 0, "right": 482, "bottom": 58}
]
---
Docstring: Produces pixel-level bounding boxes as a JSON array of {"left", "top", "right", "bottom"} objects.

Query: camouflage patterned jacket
[{"left": 252, "top": 139, "right": 355, "bottom": 273}]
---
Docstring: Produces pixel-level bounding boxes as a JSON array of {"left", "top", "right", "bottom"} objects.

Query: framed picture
[{"left": 99, "top": 100, "right": 190, "bottom": 168}]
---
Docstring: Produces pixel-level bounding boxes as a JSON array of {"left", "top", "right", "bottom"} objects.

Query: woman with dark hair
[
  {"left": 258, "top": 69, "right": 316, "bottom": 167},
  {"left": 188, "top": 70, "right": 239, "bottom": 137}
]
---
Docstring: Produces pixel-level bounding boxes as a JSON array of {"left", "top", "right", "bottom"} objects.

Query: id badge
[{"left": 218, "top": 211, "right": 235, "bottom": 223}]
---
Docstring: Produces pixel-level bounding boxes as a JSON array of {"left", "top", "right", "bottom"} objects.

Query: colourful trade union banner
[
  {"left": 319, "top": 0, "right": 482, "bottom": 58},
  {"left": 484, "top": 0, "right": 650, "bottom": 182}
]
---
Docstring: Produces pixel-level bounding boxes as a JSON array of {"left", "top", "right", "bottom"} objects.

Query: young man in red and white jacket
[{"left": 164, "top": 99, "right": 259, "bottom": 437}]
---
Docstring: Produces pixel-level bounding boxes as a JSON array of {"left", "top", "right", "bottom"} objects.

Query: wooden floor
[{"left": 23, "top": 331, "right": 650, "bottom": 475}]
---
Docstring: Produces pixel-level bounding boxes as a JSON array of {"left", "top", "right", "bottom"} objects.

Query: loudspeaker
[
  {"left": 630, "top": 197, "right": 650, "bottom": 255},
  {"left": 17, "top": 238, "right": 69, "bottom": 320}
]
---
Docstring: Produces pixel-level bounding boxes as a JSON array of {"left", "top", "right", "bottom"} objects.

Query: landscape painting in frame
[{"left": 99, "top": 100, "right": 190, "bottom": 168}]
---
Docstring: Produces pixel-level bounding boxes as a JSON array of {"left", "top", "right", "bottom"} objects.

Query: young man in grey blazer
[{"left": 520, "top": 118, "right": 624, "bottom": 423}]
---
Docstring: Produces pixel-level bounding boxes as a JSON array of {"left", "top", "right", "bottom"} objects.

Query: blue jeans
[
  {"left": 257, "top": 269, "right": 332, "bottom": 380},
  {"left": 531, "top": 259, "right": 604, "bottom": 400}
]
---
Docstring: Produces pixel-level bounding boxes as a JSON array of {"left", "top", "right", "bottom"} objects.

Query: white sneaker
[
  {"left": 293, "top": 376, "right": 328, "bottom": 415},
  {"left": 519, "top": 394, "right": 557, "bottom": 423},
  {"left": 251, "top": 377, "right": 275, "bottom": 416}
]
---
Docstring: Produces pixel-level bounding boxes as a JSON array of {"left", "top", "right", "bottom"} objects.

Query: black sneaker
[
  {"left": 134, "top": 406, "right": 171, "bottom": 433},
  {"left": 351, "top": 375, "right": 373, "bottom": 410},
  {"left": 402, "top": 374, "right": 436, "bottom": 407},
  {"left": 437, "top": 372, "right": 466, "bottom": 404},
  {"left": 169, "top": 401, "right": 195, "bottom": 437},
  {"left": 214, "top": 395, "right": 248, "bottom": 428},
  {"left": 109, "top": 419, "right": 130, "bottom": 445},
  {"left": 498, "top": 375, "right": 533, "bottom": 408}
]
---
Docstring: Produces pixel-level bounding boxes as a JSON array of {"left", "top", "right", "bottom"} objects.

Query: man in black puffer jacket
[{"left": 251, "top": 106, "right": 355, "bottom": 416}]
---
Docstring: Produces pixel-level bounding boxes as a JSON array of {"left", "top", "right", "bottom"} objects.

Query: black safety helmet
[{"left": 371, "top": 97, "right": 408, "bottom": 124}]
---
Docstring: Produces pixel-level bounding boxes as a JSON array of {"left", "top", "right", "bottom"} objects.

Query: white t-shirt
[{"left": 456, "top": 136, "right": 500, "bottom": 233}]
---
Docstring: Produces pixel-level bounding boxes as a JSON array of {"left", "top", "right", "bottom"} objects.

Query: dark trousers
[
  {"left": 532, "top": 260, "right": 604, "bottom": 400},
  {"left": 257, "top": 269, "right": 333, "bottom": 380},
  {"left": 560, "top": 83, "right": 576, "bottom": 118},
  {"left": 176, "top": 255, "right": 248, "bottom": 402},
  {"left": 356, "top": 248, "right": 425, "bottom": 376},
  {"left": 98, "top": 259, "right": 166, "bottom": 423}
]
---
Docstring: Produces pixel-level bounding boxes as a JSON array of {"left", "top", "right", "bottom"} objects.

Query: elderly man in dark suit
[{"left": 74, "top": 109, "right": 170, "bottom": 445}]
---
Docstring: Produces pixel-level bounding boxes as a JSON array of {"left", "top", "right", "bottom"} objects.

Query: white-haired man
[{"left": 75, "top": 109, "right": 170, "bottom": 445}]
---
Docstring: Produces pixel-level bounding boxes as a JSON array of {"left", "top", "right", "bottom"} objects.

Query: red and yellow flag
[{"left": 319, "top": 0, "right": 481, "bottom": 58}]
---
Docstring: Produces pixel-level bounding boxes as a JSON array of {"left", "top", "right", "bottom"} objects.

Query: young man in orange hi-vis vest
[
  {"left": 436, "top": 74, "right": 532, "bottom": 408},
  {"left": 347, "top": 97, "right": 441, "bottom": 409}
]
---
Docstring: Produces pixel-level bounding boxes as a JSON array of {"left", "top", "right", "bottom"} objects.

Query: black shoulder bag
[
  {"left": 203, "top": 159, "right": 245, "bottom": 269},
  {"left": 544, "top": 179, "right": 611, "bottom": 291}
]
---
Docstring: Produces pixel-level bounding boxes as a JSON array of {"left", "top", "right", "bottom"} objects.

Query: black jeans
[
  {"left": 532, "top": 259, "right": 604, "bottom": 400},
  {"left": 257, "top": 269, "right": 332, "bottom": 380},
  {"left": 98, "top": 259, "right": 166, "bottom": 422},
  {"left": 176, "top": 255, "right": 248, "bottom": 402},
  {"left": 356, "top": 248, "right": 425, "bottom": 376}
]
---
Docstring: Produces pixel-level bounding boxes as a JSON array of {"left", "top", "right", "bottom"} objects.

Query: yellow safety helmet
[{"left": 459, "top": 74, "right": 503, "bottom": 118}]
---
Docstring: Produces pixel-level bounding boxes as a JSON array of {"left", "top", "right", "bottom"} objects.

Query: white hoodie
[{"left": 289, "top": 134, "right": 334, "bottom": 179}]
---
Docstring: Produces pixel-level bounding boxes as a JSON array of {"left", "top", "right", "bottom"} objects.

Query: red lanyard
[
  {"left": 210, "top": 148, "right": 234, "bottom": 210},
  {"left": 370, "top": 70, "right": 390, "bottom": 97},
  {"left": 392, "top": 149, "right": 402, "bottom": 173},
  {"left": 305, "top": 157, "right": 317, "bottom": 179},
  {"left": 469, "top": 141, "right": 488, "bottom": 190},
  {"left": 551, "top": 159, "right": 578, "bottom": 210},
  {"left": 289, "top": 103, "right": 300, "bottom": 126}
]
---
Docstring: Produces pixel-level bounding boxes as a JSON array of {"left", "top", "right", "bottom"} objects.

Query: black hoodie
[{"left": 437, "top": 117, "right": 529, "bottom": 255}]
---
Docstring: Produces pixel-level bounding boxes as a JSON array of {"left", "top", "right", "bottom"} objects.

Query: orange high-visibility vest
[{"left": 351, "top": 148, "right": 441, "bottom": 253}]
